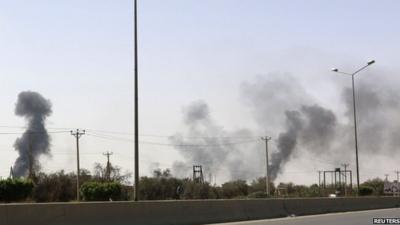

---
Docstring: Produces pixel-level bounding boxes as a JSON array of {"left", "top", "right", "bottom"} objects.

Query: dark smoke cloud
[
  {"left": 241, "top": 73, "right": 311, "bottom": 130},
  {"left": 241, "top": 75, "right": 341, "bottom": 180},
  {"left": 242, "top": 71, "right": 400, "bottom": 181},
  {"left": 270, "top": 105, "right": 337, "bottom": 180},
  {"left": 171, "top": 76, "right": 341, "bottom": 182},
  {"left": 170, "top": 100, "right": 258, "bottom": 181},
  {"left": 171, "top": 70, "right": 400, "bottom": 183},
  {"left": 13, "top": 91, "right": 52, "bottom": 177},
  {"left": 270, "top": 110, "right": 303, "bottom": 180},
  {"left": 342, "top": 74, "right": 400, "bottom": 155},
  {"left": 300, "top": 104, "right": 337, "bottom": 152},
  {"left": 183, "top": 101, "right": 210, "bottom": 125}
]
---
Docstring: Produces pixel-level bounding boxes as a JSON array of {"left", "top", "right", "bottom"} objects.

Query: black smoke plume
[
  {"left": 13, "top": 91, "right": 52, "bottom": 177},
  {"left": 270, "top": 105, "right": 337, "bottom": 180},
  {"left": 242, "top": 72, "right": 400, "bottom": 181},
  {"left": 270, "top": 110, "right": 303, "bottom": 180},
  {"left": 171, "top": 70, "right": 400, "bottom": 183}
]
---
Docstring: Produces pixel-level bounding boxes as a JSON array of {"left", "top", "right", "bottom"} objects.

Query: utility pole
[
  {"left": 341, "top": 163, "right": 349, "bottom": 196},
  {"left": 395, "top": 171, "right": 400, "bottom": 182},
  {"left": 318, "top": 171, "right": 322, "bottom": 186},
  {"left": 71, "top": 129, "right": 85, "bottom": 201},
  {"left": 261, "top": 136, "right": 272, "bottom": 196},
  {"left": 318, "top": 171, "right": 322, "bottom": 196},
  {"left": 133, "top": 0, "right": 140, "bottom": 202},
  {"left": 103, "top": 151, "right": 113, "bottom": 181}
]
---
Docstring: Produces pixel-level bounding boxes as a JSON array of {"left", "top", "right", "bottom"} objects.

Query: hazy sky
[{"left": 1, "top": 0, "right": 400, "bottom": 185}]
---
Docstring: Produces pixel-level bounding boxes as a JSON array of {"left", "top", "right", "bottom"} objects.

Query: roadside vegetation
[{"left": 0, "top": 167, "right": 387, "bottom": 203}]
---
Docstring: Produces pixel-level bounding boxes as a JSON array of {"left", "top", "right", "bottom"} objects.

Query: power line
[
  {"left": 0, "top": 131, "right": 70, "bottom": 135},
  {"left": 85, "top": 129, "right": 133, "bottom": 136},
  {"left": 86, "top": 133, "right": 134, "bottom": 143},
  {"left": 86, "top": 133, "right": 259, "bottom": 147},
  {"left": 0, "top": 125, "right": 73, "bottom": 130},
  {"left": 88, "top": 129, "right": 260, "bottom": 139},
  {"left": 0, "top": 124, "right": 261, "bottom": 139},
  {"left": 306, "top": 155, "right": 338, "bottom": 167},
  {"left": 140, "top": 140, "right": 259, "bottom": 147}
]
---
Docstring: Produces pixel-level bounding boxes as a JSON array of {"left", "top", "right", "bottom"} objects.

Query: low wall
[{"left": 1, "top": 197, "right": 399, "bottom": 225}]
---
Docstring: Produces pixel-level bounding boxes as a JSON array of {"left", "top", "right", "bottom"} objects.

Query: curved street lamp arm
[{"left": 352, "top": 64, "right": 372, "bottom": 76}]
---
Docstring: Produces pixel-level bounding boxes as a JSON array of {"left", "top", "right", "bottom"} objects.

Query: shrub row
[
  {"left": 80, "top": 182, "right": 122, "bottom": 201},
  {"left": 0, "top": 179, "right": 33, "bottom": 202}
]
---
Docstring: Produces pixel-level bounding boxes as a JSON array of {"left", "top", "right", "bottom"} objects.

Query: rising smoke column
[
  {"left": 171, "top": 77, "right": 342, "bottom": 182},
  {"left": 241, "top": 75, "right": 341, "bottom": 181},
  {"left": 170, "top": 100, "right": 257, "bottom": 181},
  {"left": 270, "top": 110, "right": 303, "bottom": 180},
  {"left": 13, "top": 91, "right": 52, "bottom": 177},
  {"left": 171, "top": 71, "right": 400, "bottom": 182},
  {"left": 269, "top": 104, "right": 338, "bottom": 180},
  {"left": 299, "top": 104, "right": 337, "bottom": 153}
]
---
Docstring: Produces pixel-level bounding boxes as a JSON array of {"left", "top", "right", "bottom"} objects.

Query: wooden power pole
[
  {"left": 103, "top": 151, "right": 113, "bottom": 181},
  {"left": 261, "top": 136, "right": 272, "bottom": 196},
  {"left": 71, "top": 129, "right": 85, "bottom": 201}
]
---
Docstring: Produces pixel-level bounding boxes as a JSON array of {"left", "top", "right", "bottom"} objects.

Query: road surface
[{"left": 206, "top": 208, "right": 400, "bottom": 225}]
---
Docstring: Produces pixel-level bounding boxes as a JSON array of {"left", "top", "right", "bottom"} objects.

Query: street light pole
[
  {"left": 350, "top": 73, "right": 360, "bottom": 195},
  {"left": 133, "top": 0, "right": 139, "bottom": 201},
  {"left": 331, "top": 60, "right": 375, "bottom": 195}
]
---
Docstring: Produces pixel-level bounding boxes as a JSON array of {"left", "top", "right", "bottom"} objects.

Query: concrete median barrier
[
  {"left": 0, "top": 205, "right": 6, "bottom": 225},
  {"left": 0, "top": 197, "right": 399, "bottom": 225}
]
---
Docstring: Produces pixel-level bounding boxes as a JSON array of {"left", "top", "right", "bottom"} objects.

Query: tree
[
  {"left": 182, "top": 180, "right": 215, "bottom": 199},
  {"left": 362, "top": 178, "right": 384, "bottom": 196},
  {"left": 249, "top": 177, "right": 275, "bottom": 196},
  {"left": 359, "top": 185, "right": 374, "bottom": 196},
  {"left": 92, "top": 163, "right": 131, "bottom": 184},
  {"left": 33, "top": 170, "right": 76, "bottom": 202},
  {"left": 221, "top": 180, "right": 248, "bottom": 199},
  {"left": 139, "top": 169, "right": 183, "bottom": 200}
]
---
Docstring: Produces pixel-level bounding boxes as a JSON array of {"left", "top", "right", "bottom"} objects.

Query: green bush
[
  {"left": 0, "top": 178, "right": 33, "bottom": 202},
  {"left": 359, "top": 185, "right": 374, "bottom": 196},
  {"left": 80, "top": 182, "right": 122, "bottom": 201},
  {"left": 182, "top": 181, "right": 215, "bottom": 199},
  {"left": 139, "top": 176, "right": 183, "bottom": 200},
  {"left": 221, "top": 180, "right": 248, "bottom": 199},
  {"left": 362, "top": 178, "right": 384, "bottom": 196},
  {"left": 248, "top": 191, "right": 269, "bottom": 199}
]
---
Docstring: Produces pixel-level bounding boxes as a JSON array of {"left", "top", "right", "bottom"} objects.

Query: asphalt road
[{"left": 206, "top": 208, "right": 400, "bottom": 225}]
